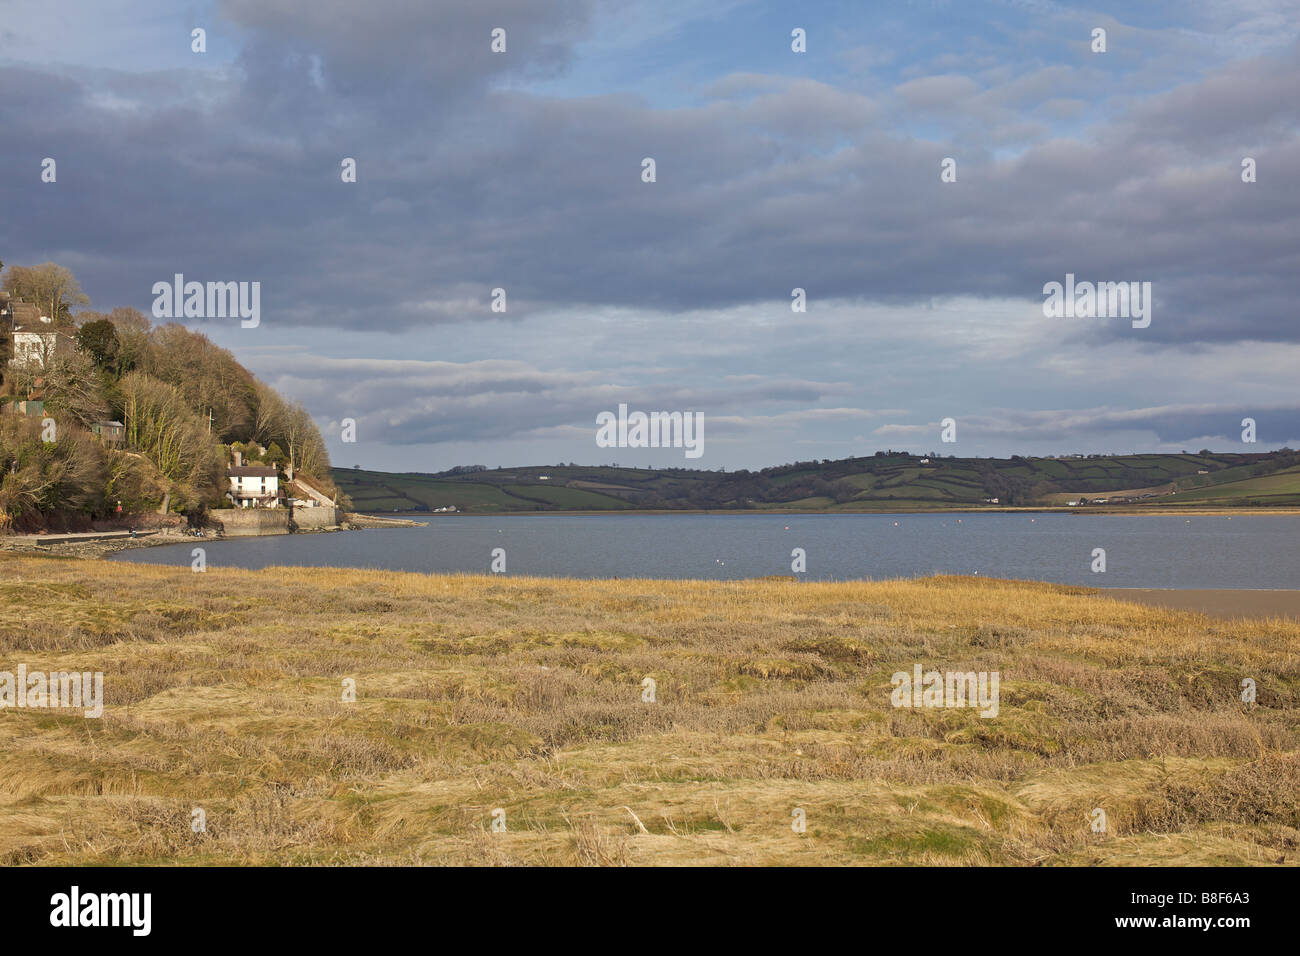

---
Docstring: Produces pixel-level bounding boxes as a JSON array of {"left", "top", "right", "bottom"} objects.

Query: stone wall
[
  {"left": 210, "top": 505, "right": 339, "bottom": 536},
  {"left": 211, "top": 509, "right": 289, "bottom": 537},
  {"left": 291, "top": 505, "right": 339, "bottom": 530}
]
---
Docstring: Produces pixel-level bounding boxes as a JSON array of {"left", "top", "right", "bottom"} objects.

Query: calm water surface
[{"left": 110, "top": 513, "right": 1300, "bottom": 589}]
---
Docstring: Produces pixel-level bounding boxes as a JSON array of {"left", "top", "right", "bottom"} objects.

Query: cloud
[
  {"left": 220, "top": 0, "right": 593, "bottom": 101},
  {"left": 1, "top": 1, "right": 1296, "bottom": 468},
  {"left": 259, "top": 354, "right": 850, "bottom": 447},
  {"left": 3, "top": 18, "right": 1296, "bottom": 349},
  {"left": 874, "top": 402, "right": 1300, "bottom": 448}
]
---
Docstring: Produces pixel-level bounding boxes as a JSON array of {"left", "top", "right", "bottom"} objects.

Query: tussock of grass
[{"left": 0, "top": 555, "right": 1296, "bottom": 865}]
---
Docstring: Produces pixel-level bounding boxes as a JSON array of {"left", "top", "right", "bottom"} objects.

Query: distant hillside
[{"left": 333, "top": 450, "right": 1300, "bottom": 514}]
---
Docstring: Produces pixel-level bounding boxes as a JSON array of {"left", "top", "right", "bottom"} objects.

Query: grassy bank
[{"left": 1, "top": 553, "right": 1296, "bottom": 866}]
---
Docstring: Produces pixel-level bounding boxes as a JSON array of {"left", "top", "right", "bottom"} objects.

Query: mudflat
[{"left": 1104, "top": 588, "right": 1300, "bottom": 619}]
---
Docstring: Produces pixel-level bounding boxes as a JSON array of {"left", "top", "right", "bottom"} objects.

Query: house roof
[
  {"left": 12, "top": 324, "right": 71, "bottom": 339},
  {"left": 228, "top": 466, "right": 278, "bottom": 477},
  {"left": 10, "top": 303, "right": 44, "bottom": 325}
]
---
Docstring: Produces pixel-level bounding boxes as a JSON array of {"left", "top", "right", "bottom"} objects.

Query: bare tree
[
  {"left": 141, "top": 324, "right": 256, "bottom": 440},
  {"left": 120, "top": 372, "right": 224, "bottom": 511},
  {"left": 43, "top": 351, "right": 110, "bottom": 427},
  {"left": 1, "top": 262, "right": 89, "bottom": 324},
  {"left": 0, "top": 416, "right": 106, "bottom": 529}
]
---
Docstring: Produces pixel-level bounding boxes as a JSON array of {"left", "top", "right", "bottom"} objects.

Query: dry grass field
[{"left": 0, "top": 551, "right": 1297, "bottom": 866}]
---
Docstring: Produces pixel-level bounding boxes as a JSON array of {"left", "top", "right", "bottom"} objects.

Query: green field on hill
[{"left": 333, "top": 450, "right": 1300, "bottom": 514}]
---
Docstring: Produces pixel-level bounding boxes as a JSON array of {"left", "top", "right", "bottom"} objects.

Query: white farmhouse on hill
[
  {"left": 5, "top": 299, "right": 72, "bottom": 369},
  {"left": 227, "top": 465, "right": 280, "bottom": 508}
]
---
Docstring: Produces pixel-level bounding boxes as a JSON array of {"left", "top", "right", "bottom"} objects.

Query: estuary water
[{"left": 110, "top": 512, "right": 1300, "bottom": 589}]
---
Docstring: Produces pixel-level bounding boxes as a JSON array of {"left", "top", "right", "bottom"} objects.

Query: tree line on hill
[
  {"left": 1, "top": 260, "right": 334, "bottom": 532},
  {"left": 411, "top": 448, "right": 1300, "bottom": 511}
]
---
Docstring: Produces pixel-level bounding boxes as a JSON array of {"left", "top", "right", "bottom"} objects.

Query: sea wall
[
  {"left": 210, "top": 505, "right": 339, "bottom": 536},
  {"left": 212, "top": 509, "right": 289, "bottom": 537},
  {"left": 292, "top": 505, "right": 339, "bottom": 530}
]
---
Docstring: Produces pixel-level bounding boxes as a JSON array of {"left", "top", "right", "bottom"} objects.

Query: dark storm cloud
[
  {"left": 261, "top": 354, "right": 845, "bottom": 445},
  {"left": 0, "top": 3, "right": 1295, "bottom": 351},
  {"left": 876, "top": 402, "right": 1300, "bottom": 448},
  {"left": 220, "top": 0, "right": 592, "bottom": 101}
]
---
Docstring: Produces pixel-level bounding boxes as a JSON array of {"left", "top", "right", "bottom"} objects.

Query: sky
[{"left": 1, "top": 0, "right": 1298, "bottom": 472}]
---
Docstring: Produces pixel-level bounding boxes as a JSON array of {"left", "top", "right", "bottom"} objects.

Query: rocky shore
[
  {"left": 0, "top": 529, "right": 194, "bottom": 558},
  {"left": 0, "top": 513, "right": 425, "bottom": 559}
]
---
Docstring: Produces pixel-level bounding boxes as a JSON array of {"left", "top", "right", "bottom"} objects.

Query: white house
[
  {"left": 8, "top": 309, "right": 70, "bottom": 369},
  {"left": 227, "top": 465, "right": 280, "bottom": 508}
]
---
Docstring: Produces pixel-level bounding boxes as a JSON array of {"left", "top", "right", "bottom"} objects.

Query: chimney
[{"left": 233, "top": 450, "right": 242, "bottom": 467}]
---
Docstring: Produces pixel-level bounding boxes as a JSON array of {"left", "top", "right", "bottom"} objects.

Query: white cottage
[
  {"left": 227, "top": 465, "right": 280, "bottom": 508},
  {"left": 8, "top": 311, "right": 71, "bottom": 369}
]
